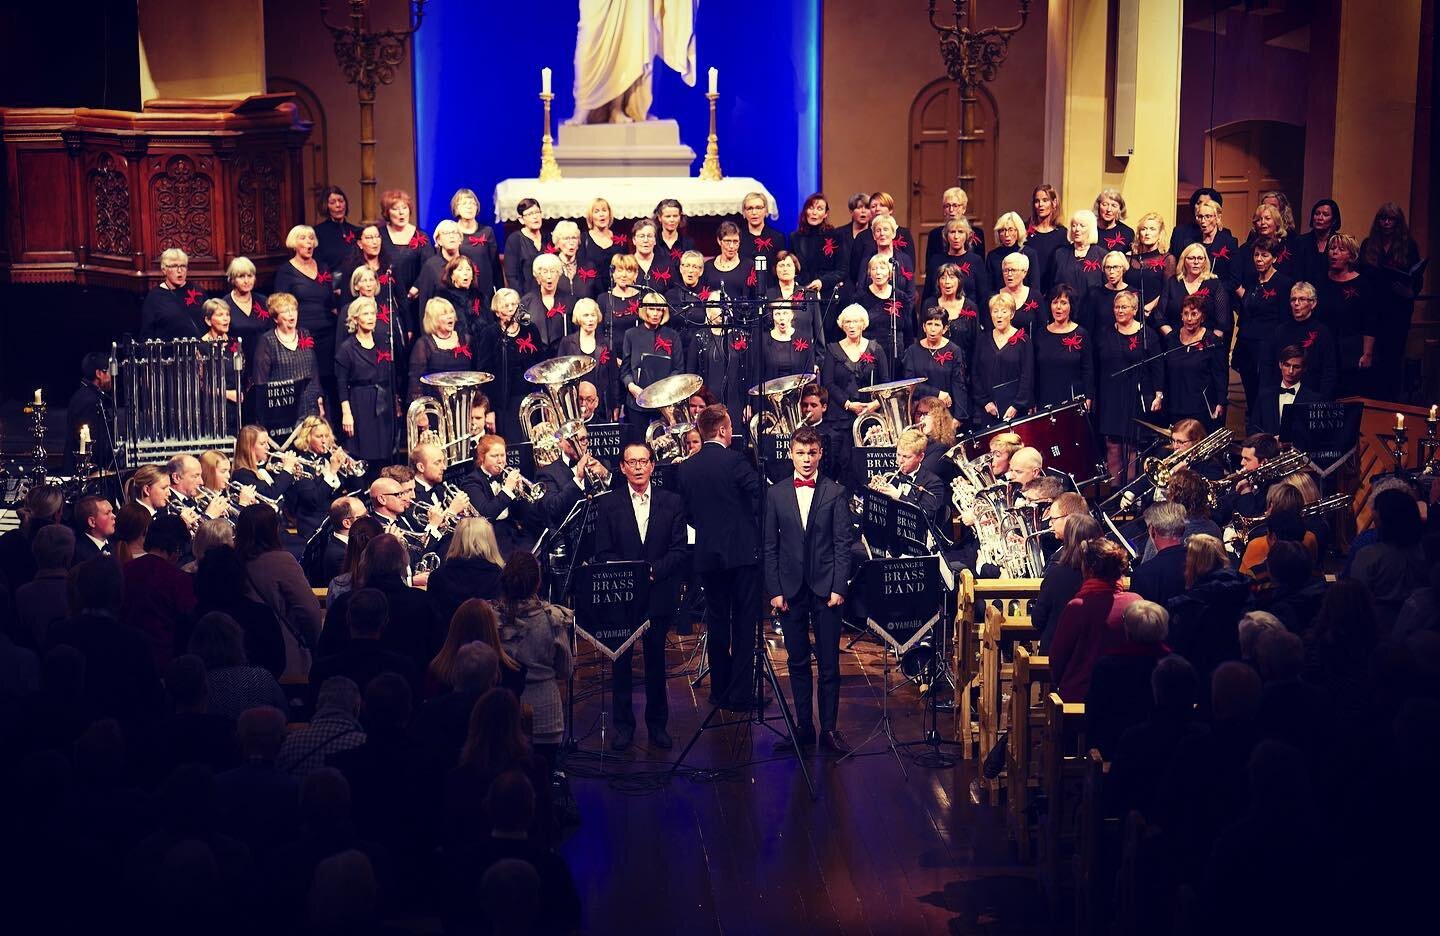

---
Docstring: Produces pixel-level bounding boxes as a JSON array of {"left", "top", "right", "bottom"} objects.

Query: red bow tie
[{"left": 794, "top": 478, "right": 815, "bottom": 488}]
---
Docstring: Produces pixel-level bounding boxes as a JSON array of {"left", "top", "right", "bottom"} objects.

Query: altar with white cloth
[{"left": 492, "top": 176, "right": 777, "bottom": 223}]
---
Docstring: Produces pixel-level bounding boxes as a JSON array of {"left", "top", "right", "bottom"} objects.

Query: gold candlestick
[
  {"left": 539, "top": 91, "right": 562, "bottom": 182},
  {"left": 699, "top": 91, "right": 724, "bottom": 181}
]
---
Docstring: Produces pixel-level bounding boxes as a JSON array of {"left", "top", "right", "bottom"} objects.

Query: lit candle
[
  {"left": 1395, "top": 412, "right": 1405, "bottom": 431},
  {"left": 1430, "top": 404, "right": 1438, "bottom": 421},
  {"left": 709, "top": 67, "right": 718, "bottom": 95},
  {"left": 541, "top": 67, "right": 551, "bottom": 95},
  {"left": 33, "top": 389, "right": 41, "bottom": 405},
  {"left": 79, "top": 424, "right": 90, "bottom": 452}
]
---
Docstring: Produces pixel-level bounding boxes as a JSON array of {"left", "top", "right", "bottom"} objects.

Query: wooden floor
[{"left": 557, "top": 625, "right": 1049, "bottom": 935}]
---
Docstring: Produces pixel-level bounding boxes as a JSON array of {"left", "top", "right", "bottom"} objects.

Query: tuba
[
  {"left": 851, "top": 376, "right": 927, "bottom": 447},
  {"left": 1142, "top": 426, "right": 1233, "bottom": 489},
  {"left": 747, "top": 373, "right": 815, "bottom": 439},
  {"left": 406, "top": 370, "right": 494, "bottom": 464},
  {"left": 636, "top": 373, "right": 704, "bottom": 465},
  {"left": 518, "top": 355, "right": 596, "bottom": 467}
]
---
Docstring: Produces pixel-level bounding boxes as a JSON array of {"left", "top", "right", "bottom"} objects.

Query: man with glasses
[
  {"left": 368, "top": 467, "right": 430, "bottom": 561},
  {"left": 593, "top": 442, "right": 687, "bottom": 751},
  {"left": 141, "top": 247, "right": 204, "bottom": 339}
]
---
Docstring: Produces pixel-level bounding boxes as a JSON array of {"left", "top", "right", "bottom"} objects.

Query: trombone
[
  {"left": 1206, "top": 447, "right": 1312, "bottom": 507},
  {"left": 1142, "top": 426, "right": 1233, "bottom": 488},
  {"left": 1230, "top": 492, "right": 1351, "bottom": 542}
]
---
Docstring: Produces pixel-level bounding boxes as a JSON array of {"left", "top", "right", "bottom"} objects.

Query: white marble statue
[{"left": 570, "top": 0, "right": 697, "bottom": 124}]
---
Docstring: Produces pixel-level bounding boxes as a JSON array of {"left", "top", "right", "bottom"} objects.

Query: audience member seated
[
  {"left": 1130, "top": 502, "right": 1188, "bottom": 606},
  {"left": 1166, "top": 534, "right": 1251, "bottom": 683},
  {"left": 325, "top": 515, "right": 384, "bottom": 604},
  {"left": 187, "top": 612, "right": 289, "bottom": 720},
  {"left": 1249, "top": 540, "right": 1326, "bottom": 635},
  {"left": 0, "top": 483, "right": 63, "bottom": 589},
  {"left": 138, "top": 654, "right": 240, "bottom": 785},
  {"left": 215, "top": 706, "right": 302, "bottom": 856},
  {"left": 440, "top": 770, "right": 582, "bottom": 936},
  {"left": 1236, "top": 610, "right": 1285, "bottom": 668},
  {"left": 13, "top": 524, "right": 74, "bottom": 651},
  {"left": 1050, "top": 539, "right": 1139, "bottom": 701},
  {"left": 1107, "top": 654, "right": 1206, "bottom": 821},
  {"left": 415, "top": 640, "right": 501, "bottom": 762},
  {"left": 119, "top": 513, "right": 196, "bottom": 669},
  {"left": 189, "top": 545, "right": 287, "bottom": 678},
  {"left": 184, "top": 517, "right": 233, "bottom": 574},
  {"left": 278, "top": 677, "right": 367, "bottom": 776},
  {"left": 1032, "top": 513, "right": 1100, "bottom": 654},
  {"left": 426, "top": 597, "right": 528, "bottom": 699},
  {"left": 1252, "top": 628, "right": 1332, "bottom": 767},
  {"left": 1350, "top": 488, "right": 1428, "bottom": 622},
  {"left": 1140, "top": 468, "right": 1222, "bottom": 562},
  {"left": 236, "top": 504, "right": 324, "bottom": 668},
  {"left": 1085, "top": 599, "right": 1171, "bottom": 758},
  {"left": 4, "top": 645, "right": 87, "bottom": 757},
  {"left": 1237, "top": 487, "right": 1317, "bottom": 585},
  {"left": 442, "top": 687, "right": 554, "bottom": 848},
  {"left": 309, "top": 588, "right": 419, "bottom": 710},
  {"left": 425, "top": 517, "right": 505, "bottom": 628},
  {"left": 320, "top": 535, "right": 439, "bottom": 673},
  {"left": 48, "top": 556, "right": 162, "bottom": 726}
]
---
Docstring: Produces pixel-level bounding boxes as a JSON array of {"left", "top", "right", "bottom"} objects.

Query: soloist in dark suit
[
  {"left": 677, "top": 438, "right": 763, "bottom": 707},
  {"left": 1246, "top": 383, "right": 1321, "bottom": 438},
  {"left": 593, "top": 484, "right": 688, "bottom": 732},
  {"left": 763, "top": 474, "right": 854, "bottom": 738}
]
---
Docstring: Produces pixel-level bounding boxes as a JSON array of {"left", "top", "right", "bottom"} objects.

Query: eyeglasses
[
  {"left": 165, "top": 264, "right": 189, "bottom": 270},
  {"left": 622, "top": 458, "right": 652, "bottom": 468}
]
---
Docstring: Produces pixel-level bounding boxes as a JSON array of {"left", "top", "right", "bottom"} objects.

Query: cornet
[{"left": 503, "top": 469, "right": 545, "bottom": 504}]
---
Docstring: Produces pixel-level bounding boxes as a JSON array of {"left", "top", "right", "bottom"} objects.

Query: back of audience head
[
  {"left": 1143, "top": 502, "right": 1187, "bottom": 545},
  {"left": 462, "top": 687, "right": 529, "bottom": 769},
  {"left": 1151, "top": 654, "right": 1199, "bottom": 715},
  {"left": 1238, "top": 611, "right": 1284, "bottom": 661},
  {"left": 1211, "top": 661, "right": 1263, "bottom": 722},
  {"left": 1081, "top": 538, "right": 1130, "bottom": 583},
  {"left": 300, "top": 767, "right": 352, "bottom": 827},
  {"left": 71, "top": 554, "right": 124, "bottom": 614},
  {"left": 361, "top": 672, "right": 412, "bottom": 731},
  {"left": 341, "top": 515, "right": 384, "bottom": 577},
  {"left": 357, "top": 534, "right": 409, "bottom": 587},
  {"left": 1313, "top": 578, "right": 1377, "bottom": 647},
  {"left": 155, "top": 761, "right": 219, "bottom": 836},
  {"left": 235, "top": 503, "right": 283, "bottom": 560},
  {"left": 31, "top": 524, "right": 75, "bottom": 571},
  {"left": 194, "top": 545, "right": 249, "bottom": 607},
  {"left": 73, "top": 718, "right": 126, "bottom": 784},
  {"left": 481, "top": 859, "right": 541, "bottom": 935},
  {"left": 236, "top": 706, "right": 288, "bottom": 761},
  {"left": 1266, "top": 539, "right": 1312, "bottom": 589},
  {"left": 42, "top": 643, "right": 86, "bottom": 697},
  {"left": 1055, "top": 513, "right": 1101, "bottom": 570},
  {"left": 165, "top": 654, "right": 209, "bottom": 711},
  {"left": 1123, "top": 600, "right": 1169, "bottom": 644},
  {"left": 1372, "top": 487, "right": 1423, "bottom": 547},
  {"left": 1248, "top": 739, "right": 1312, "bottom": 816},
  {"left": 485, "top": 770, "right": 537, "bottom": 836},
  {"left": 307, "top": 850, "right": 378, "bottom": 932},
  {"left": 1165, "top": 469, "right": 1210, "bottom": 519},
  {"left": 454, "top": 640, "right": 500, "bottom": 694},
  {"left": 144, "top": 513, "right": 191, "bottom": 560},
  {"left": 433, "top": 598, "right": 516, "bottom": 689},
  {"left": 499, "top": 549, "right": 542, "bottom": 602},
  {"left": 316, "top": 676, "right": 362, "bottom": 716},
  {"left": 1253, "top": 628, "right": 1305, "bottom": 683},
  {"left": 190, "top": 518, "right": 233, "bottom": 565},
  {"left": 187, "top": 612, "right": 247, "bottom": 669},
  {"left": 347, "top": 587, "right": 389, "bottom": 638}
]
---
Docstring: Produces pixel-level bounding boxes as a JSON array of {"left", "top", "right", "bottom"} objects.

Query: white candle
[
  {"left": 708, "top": 67, "right": 718, "bottom": 94},
  {"left": 1430, "top": 404, "right": 1438, "bottom": 421},
  {"left": 79, "top": 423, "right": 91, "bottom": 445},
  {"left": 33, "top": 389, "right": 41, "bottom": 405},
  {"left": 1396, "top": 413, "right": 1405, "bottom": 431},
  {"left": 541, "top": 67, "right": 552, "bottom": 95}
]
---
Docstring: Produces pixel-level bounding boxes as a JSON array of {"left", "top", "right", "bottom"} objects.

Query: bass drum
[
  {"left": 971, "top": 490, "right": 1044, "bottom": 579},
  {"left": 953, "top": 399, "right": 1102, "bottom": 485}
]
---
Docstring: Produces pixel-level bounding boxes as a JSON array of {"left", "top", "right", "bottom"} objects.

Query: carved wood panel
[
  {"left": 148, "top": 153, "right": 216, "bottom": 262},
  {"left": 235, "top": 150, "right": 285, "bottom": 257},
  {"left": 89, "top": 152, "right": 132, "bottom": 258}
]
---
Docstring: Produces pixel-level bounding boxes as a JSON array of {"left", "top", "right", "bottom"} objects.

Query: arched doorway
[
  {"left": 1202, "top": 119, "right": 1305, "bottom": 231},
  {"left": 268, "top": 76, "right": 330, "bottom": 219},
  {"left": 907, "top": 78, "right": 998, "bottom": 256}
]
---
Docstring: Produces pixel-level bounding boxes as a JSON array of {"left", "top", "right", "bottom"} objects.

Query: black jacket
[
  {"left": 762, "top": 475, "right": 854, "bottom": 601},
  {"left": 677, "top": 440, "right": 762, "bottom": 572},
  {"left": 592, "top": 485, "right": 689, "bottom": 617},
  {"left": 426, "top": 555, "right": 503, "bottom": 628}
]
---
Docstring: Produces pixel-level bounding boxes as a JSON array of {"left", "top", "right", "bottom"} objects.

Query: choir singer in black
[
  {"left": 593, "top": 442, "right": 688, "bottom": 752},
  {"left": 763, "top": 426, "right": 854, "bottom": 754}
]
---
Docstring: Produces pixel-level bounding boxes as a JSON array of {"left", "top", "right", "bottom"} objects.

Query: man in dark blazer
[
  {"left": 64, "top": 351, "right": 114, "bottom": 474},
  {"left": 593, "top": 441, "right": 688, "bottom": 750},
  {"left": 534, "top": 424, "right": 612, "bottom": 530},
  {"left": 1246, "top": 345, "right": 1322, "bottom": 438},
  {"left": 459, "top": 435, "right": 537, "bottom": 557},
  {"left": 1130, "top": 502, "right": 1189, "bottom": 608},
  {"left": 677, "top": 404, "right": 763, "bottom": 710},
  {"left": 763, "top": 426, "right": 854, "bottom": 753},
  {"left": 72, "top": 495, "right": 116, "bottom": 562}
]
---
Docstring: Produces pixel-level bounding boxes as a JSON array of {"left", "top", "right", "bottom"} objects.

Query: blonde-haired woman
[
  {"left": 413, "top": 218, "right": 465, "bottom": 315},
  {"left": 552, "top": 219, "right": 599, "bottom": 306},
  {"left": 249, "top": 291, "right": 323, "bottom": 420},
  {"left": 1159, "top": 242, "right": 1231, "bottom": 340},
  {"left": 336, "top": 296, "right": 397, "bottom": 464},
  {"left": 222, "top": 255, "right": 270, "bottom": 357},
  {"left": 522, "top": 252, "right": 569, "bottom": 349},
  {"left": 1093, "top": 187, "right": 1133, "bottom": 252},
  {"left": 1128, "top": 212, "right": 1173, "bottom": 318},
  {"left": 231, "top": 424, "right": 301, "bottom": 504},
  {"left": 427, "top": 597, "right": 525, "bottom": 699},
  {"left": 200, "top": 298, "right": 243, "bottom": 405},
  {"left": 426, "top": 517, "right": 506, "bottom": 630},
  {"left": 407, "top": 297, "right": 475, "bottom": 404},
  {"left": 1048, "top": 209, "right": 1105, "bottom": 300},
  {"left": 582, "top": 196, "right": 624, "bottom": 288},
  {"left": 557, "top": 298, "right": 620, "bottom": 418},
  {"left": 273, "top": 223, "right": 339, "bottom": 404},
  {"left": 986, "top": 210, "right": 1036, "bottom": 289},
  {"left": 126, "top": 464, "right": 172, "bottom": 517},
  {"left": 140, "top": 247, "right": 201, "bottom": 339}
]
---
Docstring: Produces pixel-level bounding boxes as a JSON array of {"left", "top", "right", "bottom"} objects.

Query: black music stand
[{"left": 571, "top": 561, "right": 651, "bottom": 771}]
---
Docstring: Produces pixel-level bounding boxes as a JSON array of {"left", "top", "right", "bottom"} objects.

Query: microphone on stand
[{"left": 753, "top": 253, "right": 769, "bottom": 299}]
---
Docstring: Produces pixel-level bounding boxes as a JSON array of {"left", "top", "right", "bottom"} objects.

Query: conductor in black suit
[
  {"left": 593, "top": 442, "right": 688, "bottom": 751},
  {"left": 1246, "top": 344, "right": 1322, "bottom": 438},
  {"left": 677, "top": 404, "right": 763, "bottom": 709},
  {"left": 763, "top": 426, "right": 855, "bottom": 754}
]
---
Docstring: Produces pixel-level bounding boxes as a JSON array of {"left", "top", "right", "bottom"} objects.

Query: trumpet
[
  {"left": 503, "top": 468, "right": 545, "bottom": 504},
  {"left": 227, "top": 480, "right": 283, "bottom": 511},
  {"left": 1143, "top": 427, "right": 1233, "bottom": 489},
  {"left": 1230, "top": 492, "right": 1351, "bottom": 543},
  {"left": 1206, "top": 447, "right": 1312, "bottom": 507},
  {"left": 262, "top": 451, "right": 305, "bottom": 478}
]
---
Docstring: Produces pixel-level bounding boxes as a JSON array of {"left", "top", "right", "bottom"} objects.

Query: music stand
[{"left": 571, "top": 561, "right": 651, "bottom": 772}]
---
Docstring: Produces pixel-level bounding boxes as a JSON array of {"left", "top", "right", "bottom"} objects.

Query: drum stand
[
  {"left": 686, "top": 631, "right": 710, "bottom": 687},
  {"left": 840, "top": 648, "right": 908, "bottom": 778},
  {"left": 670, "top": 613, "right": 817, "bottom": 800}
]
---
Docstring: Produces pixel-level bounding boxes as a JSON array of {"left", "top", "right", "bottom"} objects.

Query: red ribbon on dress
[
  {"left": 376, "top": 350, "right": 393, "bottom": 363},
  {"left": 184, "top": 288, "right": 204, "bottom": 306},
  {"left": 894, "top": 235, "right": 909, "bottom": 249},
  {"left": 343, "top": 230, "right": 356, "bottom": 244},
  {"left": 1081, "top": 258, "right": 1101, "bottom": 272},
  {"left": 746, "top": 267, "right": 758, "bottom": 287},
  {"left": 1342, "top": 286, "right": 1359, "bottom": 300},
  {"left": 408, "top": 232, "right": 429, "bottom": 249},
  {"left": 577, "top": 267, "right": 597, "bottom": 280},
  {"left": 256, "top": 303, "right": 270, "bottom": 319},
  {"left": 613, "top": 233, "right": 629, "bottom": 246},
  {"left": 698, "top": 286, "right": 713, "bottom": 301},
  {"left": 860, "top": 351, "right": 875, "bottom": 364},
  {"left": 1302, "top": 330, "right": 1318, "bottom": 348},
  {"left": 298, "top": 335, "right": 315, "bottom": 349},
  {"left": 822, "top": 237, "right": 836, "bottom": 257},
  {"left": 317, "top": 271, "right": 333, "bottom": 284},
  {"left": 754, "top": 236, "right": 774, "bottom": 250},
  {"left": 654, "top": 335, "right": 674, "bottom": 354},
  {"left": 793, "top": 338, "right": 810, "bottom": 351},
  {"left": 547, "top": 303, "right": 567, "bottom": 319},
  {"left": 469, "top": 233, "right": 489, "bottom": 246},
  {"left": 455, "top": 343, "right": 472, "bottom": 359},
  {"left": 624, "top": 299, "right": 640, "bottom": 317},
  {"left": 1211, "top": 244, "right": 1231, "bottom": 260},
  {"left": 599, "top": 347, "right": 611, "bottom": 365},
  {"left": 1062, "top": 334, "right": 1084, "bottom": 352},
  {"left": 1104, "top": 232, "right": 1127, "bottom": 250},
  {"left": 516, "top": 334, "right": 537, "bottom": 353},
  {"left": 1127, "top": 334, "right": 1140, "bottom": 352},
  {"left": 933, "top": 349, "right": 954, "bottom": 364},
  {"left": 653, "top": 269, "right": 672, "bottom": 283},
  {"left": 1008, "top": 328, "right": 1028, "bottom": 346},
  {"left": 731, "top": 336, "right": 748, "bottom": 352}
]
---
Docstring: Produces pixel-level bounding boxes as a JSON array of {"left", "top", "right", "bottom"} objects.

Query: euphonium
[
  {"left": 1206, "top": 447, "right": 1312, "bottom": 507},
  {"left": 406, "top": 370, "right": 494, "bottom": 464},
  {"left": 635, "top": 373, "right": 704, "bottom": 465},
  {"left": 518, "top": 355, "right": 595, "bottom": 467},
  {"left": 1142, "top": 427, "right": 1234, "bottom": 488},
  {"left": 748, "top": 373, "right": 814, "bottom": 438},
  {"left": 851, "top": 377, "right": 927, "bottom": 447}
]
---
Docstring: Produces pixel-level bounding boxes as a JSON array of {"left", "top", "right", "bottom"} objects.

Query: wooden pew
[
  {"left": 1039, "top": 691, "right": 1088, "bottom": 908},
  {"left": 1006, "top": 645, "right": 1052, "bottom": 861},
  {"left": 1074, "top": 748, "right": 1117, "bottom": 936},
  {"left": 965, "top": 577, "right": 1041, "bottom": 803}
]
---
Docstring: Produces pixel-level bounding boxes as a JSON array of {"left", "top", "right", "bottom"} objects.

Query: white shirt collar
[{"left": 630, "top": 484, "right": 651, "bottom": 500}]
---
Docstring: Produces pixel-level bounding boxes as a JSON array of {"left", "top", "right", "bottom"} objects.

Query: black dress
[
  {"left": 582, "top": 231, "right": 626, "bottom": 291},
  {"left": 658, "top": 231, "right": 697, "bottom": 267},
  {"left": 926, "top": 299, "right": 980, "bottom": 364},
  {"left": 1234, "top": 272, "right": 1294, "bottom": 404},
  {"left": 1157, "top": 277, "right": 1233, "bottom": 339},
  {"left": 1032, "top": 325, "right": 1095, "bottom": 408},
  {"left": 634, "top": 252, "right": 676, "bottom": 293},
  {"left": 380, "top": 226, "right": 433, "bottom": 336},
  {"left": 597, "top": 289, "right": 643, "bottom": 353},
  {"left": 503, "top": 229, "right": 545, "bottom": 297},
  {"left": 1274, "top": 318, "right": 1339, "bottom": 399},
  {"left": 855, "top": 286, "right": 913, "bottom": 365},
  {"left": 1048, "top": 244, "right": 1106, "bottom": 301},
  {"left": 1314, "top": 273, "right": 1375, "bottom": 393},
  {"left": 1128, "top": 250, "right": 1172, "bottom": 315},
  {"left": 1197, "top": 230, "right": 1243, "bottom": 294},
  {"left": 489, "top": 321, "right": 546, "bottom": 442},
  {"left": 759, "top": 332, "right": 818, "bottom": 384},
  {"left": 457, "top": 223, "right": 503, "bottom": 301},
  {"left": 848, "top": 226, "right": 918, "bottom": 279},
  {"left": 922, "top": 250, "right": 990, "bottom": 306},
  {"left": 1023, "top": 227, "right": 1068, "bottom": 289},
  {"left": 787, "top": 227, "right": 846, "bottom": 295},
  {"left": 555, "top": 258, "right": 601, "bottom": 307},
  {"left": 667, "top": 281, "right": 713, "bottom": 338},
  {"left": 621, "top": 324, "right": 686, "bottom": 422},
  {"left": 272, "top": 261, "right": 340, "bottom": 380},
  {"left": 701, "top": 258, "right": 753, "bottom": 299},
  {"left": 1165, "top": 331, "right": 1227, "bottom": 427},
  {"left": 407, "top": 334, "right": 476, "bottom": 403},
  {"left": 925, "top": 223, "right": 987, "bottom": 267},
  {"left": 739, "top": 225, "right": 786, "bottom": 265},
  {"left": 985, "top": 244, "right": 1039, "bottom": 290},
  {"left": 848, "top": 246, "right": 917, "bottom": 301},
  {"left": 413, "top": 252, "right": 466, "bottom": 320},
  {"left": 221, "top": 290, "right": 271, "bottom": 365},
  {"left": 1094, "top": 325, "right": 1163, "bottom": 438},
  {"left": 140, "top": 284, "right": 205, "bottom": 339},
  {"left": 250, "top": 329, "right": 322, "bottom": 422},
  {"left": 335, "top": 335, "right": 397, "bottom": 462},
  {"left": 556, "top": 332, "right": 621, "bottom": 417},
  {"left": 970, "top": 329, "right": 1035, "bottom": 423},
  {"left": 685, "top": 327, "right": 752, "bottom": 419},
  {"left": 315, "top": 218, "right": 362, "bottom": 271},
  {"left": 990, "top": 288, "right": 1043, "bottom": 334},
  {"left": 1096, "top": 221, "right": 1135, "bottom": 253},
  {"left": 821, "top": 340, "right": 891, "bottom": 416},
  {"left": 764, "top": 286, "right": 823, "bottom": 347},
  {"left": 900, "top": 339, "right": 969, "bottom": 421},
  {"left": 520, "top": 290, "right": 572, "bottom": 350}
]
